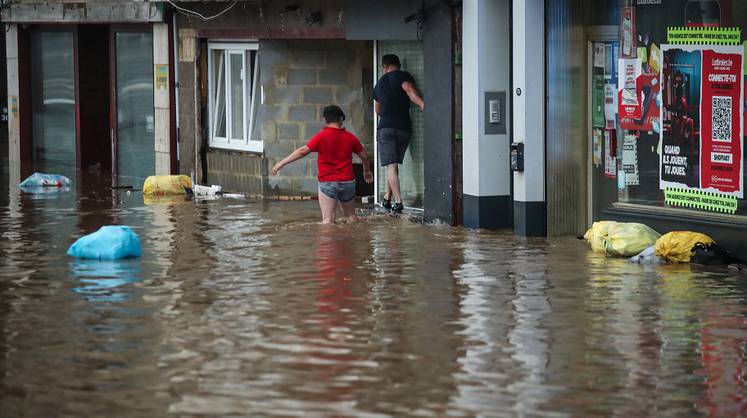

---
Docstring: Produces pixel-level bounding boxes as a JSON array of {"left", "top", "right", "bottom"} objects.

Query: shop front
[
  {"left": 3, "top": 2, "right": 174, "bottom": 188},
  {"left": 589, "top": 0, "right": 747, "bottom": 259}
]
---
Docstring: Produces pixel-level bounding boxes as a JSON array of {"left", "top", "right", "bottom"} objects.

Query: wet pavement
[{"left": 1, "top": 176, "right": 747, "bottom": 417}]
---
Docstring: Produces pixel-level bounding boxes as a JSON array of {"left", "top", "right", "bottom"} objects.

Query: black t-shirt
[{"left": 373, "top": 70, "right": 415, "bottom": 132}]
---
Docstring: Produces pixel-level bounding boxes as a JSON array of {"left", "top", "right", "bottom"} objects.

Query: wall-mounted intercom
[
  {"left": 510, "top": 142, "right": 524, "bottom": 172},
  {"left": 489, "top": 99, "right": 501, "bottom": 124},
  {"left": 484, "top": 91, "right": 506, "bottom": 135}
]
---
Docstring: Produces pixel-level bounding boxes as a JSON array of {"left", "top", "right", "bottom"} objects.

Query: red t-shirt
[{"left": 306, "top": 127, "right": 364, "bottom": 182}]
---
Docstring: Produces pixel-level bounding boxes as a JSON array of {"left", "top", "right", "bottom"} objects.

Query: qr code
[{"left": 712, "top": 96, "right": 732, "bottom": 142}]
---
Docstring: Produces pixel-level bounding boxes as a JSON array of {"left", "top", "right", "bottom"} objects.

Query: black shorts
[{"left": 377, "top": 128, "right": 410, "bottom": 166}]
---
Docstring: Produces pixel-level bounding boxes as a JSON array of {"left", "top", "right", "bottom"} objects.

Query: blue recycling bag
[
  {"left": 67, "top": 226, "right": 141, "bottom": 260},
  {"left": 19, "top": 172, "right": 71, "bottom": 188}
]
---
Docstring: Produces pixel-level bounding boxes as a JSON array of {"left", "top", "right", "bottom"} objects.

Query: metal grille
[{"left": 545, "top": 0, "right": 588, "bottom": 236}]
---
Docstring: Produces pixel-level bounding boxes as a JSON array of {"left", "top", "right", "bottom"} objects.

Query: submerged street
[{"left": 0, "top": 180, "right": 746, "bottom": 417}]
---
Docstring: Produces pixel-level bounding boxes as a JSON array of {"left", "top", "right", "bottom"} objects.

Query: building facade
[
  {"left": 3, "top": 0, "right": 457, "bottom": 224},
  {"left": 172, "top": 0, "right": 455, "bottom": 225},
  {"left": 4, "top": 0, "right": 747, "bottom": 259},
  {"left": 3, "top": 1, "right": 176, "bottom": 189}
]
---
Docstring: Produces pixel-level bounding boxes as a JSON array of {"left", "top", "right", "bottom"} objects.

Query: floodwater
[{"left": 1, "top": 178, "right": 747, "bottom": 418}]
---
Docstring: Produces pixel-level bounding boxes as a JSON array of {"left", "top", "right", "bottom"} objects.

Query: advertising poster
[
  {"left": 593, "top": 75, "right": 605, "bottom": 128},
  {"left": 594, "top": 43, "right": 606, "bottom": 68},
  {"left": 604, "top": 44, "right": 613, "bottom": 79},
  {"left": 604, "top": 129, "right": 617, "bottom": 179},
  {"left": 622, "top": 133, "right": 640, "bottom": 185},
  {"left": 700, "top": 48, "right": 743, "bottom": 195},
  {"left": 621, "top": 7, "right": 636, "bottom": 59},
  {"left": 619, "top": 73, "right": 661, "bottom": 131},
  {"left": 604, "top": 84, "right": 617, "bottom": 129},
  {"left": 659, "top": 44, "right": 744, "bottom": 197},
  {"left": 618, "top": 58, "right": 642, "bottom": 122},
  {"left": 155, "top": 64, "right": 169, "bottom": 91},
  {"left": 593, "top": 128, "right": 602, "bottom": 167}
]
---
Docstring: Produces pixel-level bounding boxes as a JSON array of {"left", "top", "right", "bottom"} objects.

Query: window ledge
[
  {"left": 606, "top": 202, "right": 747, "bottom": 227},
  {"left": 208, "top": 144, "right": 263, "bottom": 155}
]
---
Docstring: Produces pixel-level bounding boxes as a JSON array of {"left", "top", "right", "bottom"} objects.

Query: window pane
[
  {"left": 116, "top": 32, "right": 155, "bottom": 186},
  {"left": 212, "top": 50, "right": 226, "bottom": 138},
  {"left": 229, "top": 53, "right": 244, "bottom": 140},
  {"left": 246, "top": 50, "right": 255, "bottom": 101},
  {"left": 30, "top": 31, "right": 76, "bottom": 180}
]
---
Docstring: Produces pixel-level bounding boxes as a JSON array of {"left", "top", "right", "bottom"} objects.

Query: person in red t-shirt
[{"left": 272, "top": 105, "right": 373, "bottom": 224}]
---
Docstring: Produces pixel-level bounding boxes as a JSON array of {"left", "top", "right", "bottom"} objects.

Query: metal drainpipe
[{"left": 173, "top": 11, "right": 180, "bottom": 172}]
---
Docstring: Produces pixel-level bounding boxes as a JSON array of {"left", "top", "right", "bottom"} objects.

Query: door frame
[
  {"left": 372, "top": 40, "right": 379, "bottom": 206},
  {"left": 109, "top": 24, "right": 153, "bottom": 181},
  {"left": 586, "top": 26, "right": 619, "bottom": 227},
  {"left": 371, "top": 40, "right": 425, "bottom": 212}
]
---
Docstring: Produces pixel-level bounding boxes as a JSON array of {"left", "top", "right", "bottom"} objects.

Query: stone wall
[
  {"left": 260, "top": 39, "right": 373, "bottom": 196},
  {"left": 196, "top": 39, "right": 373, "bottom": 196}
]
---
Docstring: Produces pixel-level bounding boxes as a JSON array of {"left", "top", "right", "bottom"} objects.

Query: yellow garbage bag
[
  {"left": 142, "top": 175, "right": 193, "bottom": 196},
  {"left": 584, "top": 221, "right": 660, "bottom": 257},
  {"left": 583, "top": 221, "right": 619, "bottom": 254},
  {"left": 655, "top": 231, "right": 715, "bottom": 263},
  {"left": 602, "top": 223, "right": 660, "bottom": 257}
]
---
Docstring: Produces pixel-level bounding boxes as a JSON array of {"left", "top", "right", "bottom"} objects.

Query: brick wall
[{"left": 206, "top": 152, "right": 265, "bottom": 194}]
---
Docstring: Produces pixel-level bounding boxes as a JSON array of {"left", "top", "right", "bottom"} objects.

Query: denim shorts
[
  {"left": 319, "top": 181, "right": 356, "bottom": 203},
  {"left": 377, "top": 128, "right": 410, "bottom": 166}
]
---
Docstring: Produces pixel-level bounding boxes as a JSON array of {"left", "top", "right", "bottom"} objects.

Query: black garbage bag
[{"left": 690, "top": 242, "right": 741, "bottom": 265}]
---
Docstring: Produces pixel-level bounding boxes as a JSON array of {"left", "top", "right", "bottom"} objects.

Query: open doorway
[
  {"left": 77, "top": 25, "right": 112, "bottom": 185},
  {"left": 374, "top": 41, "right": 425, "bottom": 210}
]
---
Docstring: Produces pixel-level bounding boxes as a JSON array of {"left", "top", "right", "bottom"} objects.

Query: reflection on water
[
  {"left": 70, "top": 259, "right": 141, "bottom": 303},
  {"left": 1, "top": 174, "right": 747, "bottom": 417}
]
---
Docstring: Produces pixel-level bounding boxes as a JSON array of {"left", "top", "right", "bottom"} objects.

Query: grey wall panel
[
  {"left": 545, "top": 0, "right": 587, "bottom": 236},
  {"left": 345, "top": 0, "right": 422, "bottom": 40}
]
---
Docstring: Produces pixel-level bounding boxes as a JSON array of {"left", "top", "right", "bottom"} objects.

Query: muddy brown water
[{"left": 1, "top": 179, "right": 747, "bottom": 417}]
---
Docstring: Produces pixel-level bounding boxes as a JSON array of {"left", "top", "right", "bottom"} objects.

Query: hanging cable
[{"left": 165, "top": 0, "right": 239, "bottom": 21}]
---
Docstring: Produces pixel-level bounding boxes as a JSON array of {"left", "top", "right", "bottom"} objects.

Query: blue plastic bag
[
  {"left": 19, "top": 172, "right": 71, "bottom": 188},
  {"left": 67, "top": 226, "right": 141, "bottom": 260}
]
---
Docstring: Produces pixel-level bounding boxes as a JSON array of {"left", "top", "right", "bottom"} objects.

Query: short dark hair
[
  {"left": 323, "top": 105, "right": 346, "bottom": 124},
  {"left": 382, "top": 54, "right": 401, "bottom": 67}
]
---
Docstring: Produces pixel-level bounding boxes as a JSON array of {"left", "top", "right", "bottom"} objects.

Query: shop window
[
  {"left": 208, "top": 42, "right": 261, "bottom": 152},
  {"left": 612, "top": 2, "right": 747, "bottom": 218}
]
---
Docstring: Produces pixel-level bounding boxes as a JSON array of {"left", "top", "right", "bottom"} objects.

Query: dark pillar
[{"left": 423, "top": 1, "right": 454, "bottom": 225}]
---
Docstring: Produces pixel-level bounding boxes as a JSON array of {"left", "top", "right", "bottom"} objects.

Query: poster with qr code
[
  {"left": 659, "top": 44, "right": 744, "bottom": 198},
  {"left": 700, "top": 48, "right": 743, "bottom": 196}
]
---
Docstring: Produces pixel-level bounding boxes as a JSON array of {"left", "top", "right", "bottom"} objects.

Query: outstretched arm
[
  {"left": 356, "top": 149, "right": 373, "bottom": 183},
  {"left": 402, "top": 81, "right": 424, "bottom": 111},
  {"left": 272, "top": 145, "right": 311, "bottom": 175}
]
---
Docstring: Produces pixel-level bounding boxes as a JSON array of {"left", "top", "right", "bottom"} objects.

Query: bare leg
[
  {"left": 384, "top": 167, "right": 391, "bottom": 201},
  {"left": 386, "top": 164, "right": 402, "bottom": 203},
  {"left": 340, "top": 199, "right": 358, "bottom": 223},
  {"left": 318, "top": 190, "right": 338, "bottom": 224}
]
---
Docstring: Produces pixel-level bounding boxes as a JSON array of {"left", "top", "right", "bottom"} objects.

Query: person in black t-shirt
[{"left": 373, "top": 54, "right": 424, "bottom": 213}]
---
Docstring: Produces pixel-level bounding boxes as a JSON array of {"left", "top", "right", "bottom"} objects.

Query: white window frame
[{"left": 208, "top": 42, "right": 261, "bottom": 153}]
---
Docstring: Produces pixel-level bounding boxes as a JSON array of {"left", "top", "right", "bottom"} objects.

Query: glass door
[
  {"left": 588, "top": 40, "right": 620, "bottom": 222},
  {"left": 375, "top": 41, "right": 425, "bottom": 209},
  {"left": 113, "top": 31, "right": 154, "bottom": 188},
  {"left": 30, "top": 31, "right": 77, "bottom": 180}
]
